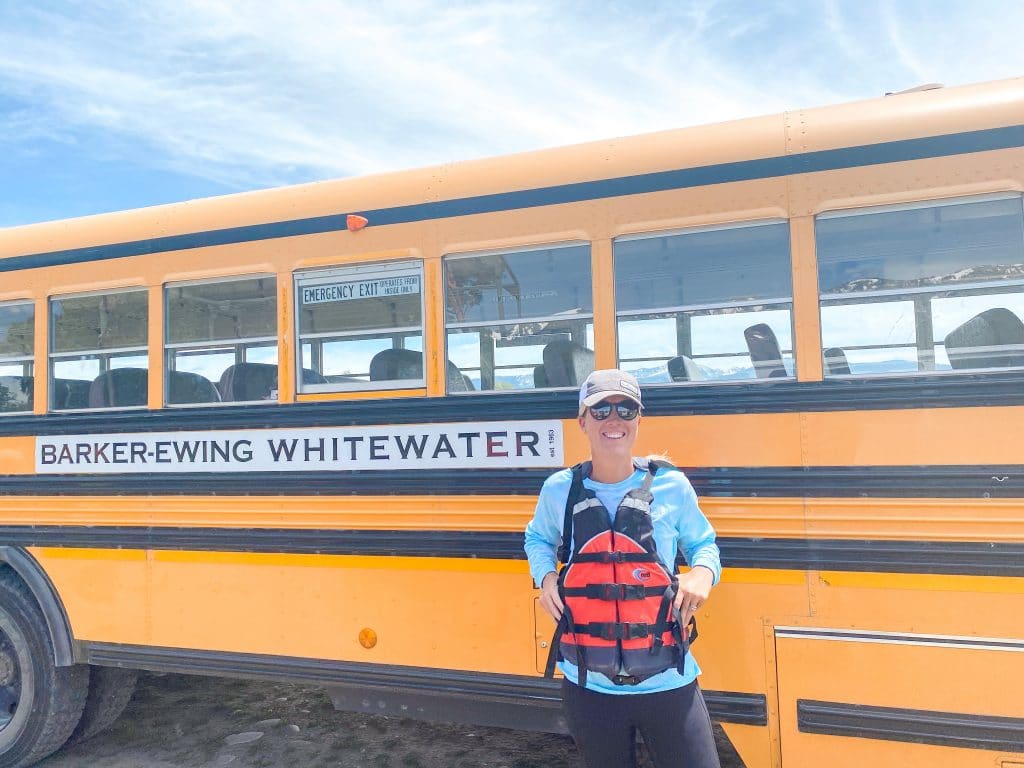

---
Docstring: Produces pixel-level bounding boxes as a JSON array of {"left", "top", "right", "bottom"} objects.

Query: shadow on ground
[{"left": 38, "top": 673, "right": 745, "bottom": 767}]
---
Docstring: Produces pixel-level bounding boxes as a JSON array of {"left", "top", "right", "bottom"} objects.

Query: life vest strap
[
  {"left": 544, "top": 600, "right": 574, "bottom": 679},
  {"left": 562, "top": 583, "right": 666, "bottom": 601},
  {"left": 556, "top": 462, "right": 588, "bottom": 564},
  {"left": 572, "top": 621, "right": 656, "bottom": 641},
  {"left": 649, "top": 585, "right": 677, "bottom": 652},
  {"left": 570, "top": 551, "right": 657, "bottom": 564}
]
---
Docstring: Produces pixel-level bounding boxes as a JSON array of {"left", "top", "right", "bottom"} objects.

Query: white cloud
[{"left": 1, "top": 0, "right": 1023, "bottom": 198}]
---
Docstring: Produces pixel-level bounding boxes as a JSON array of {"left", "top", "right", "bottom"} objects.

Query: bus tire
[
  {"left": 0, "top": 571, "right": 88, "bottom": 768},
  {"left": 62, "top": 666, "right": 138, "bottom": 748}
]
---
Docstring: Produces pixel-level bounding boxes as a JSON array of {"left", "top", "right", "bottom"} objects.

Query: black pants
[{"left": 561, "top": 679, "right": 721, "bottom": 768}]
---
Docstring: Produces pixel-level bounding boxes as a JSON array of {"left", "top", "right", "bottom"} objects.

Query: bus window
[
  {"left": 165, "top": 276, "right": 277, "bottom": 404},
  {"left": 49, "top": 289, "right": 148, "bottom": 410},
  {"left": 295, "top": 261, "right": 424, "bottom": 392},
  {"left": 444, "top": 243, "right": 593, "bottom": 392},
  {"left": 0, "top": 301, "right": 34, "bottom": 414},
  {"left": 817, "top": 195, "right": 1024, "bottom": 376},
  {"left": 614, "top": 221, "right": 793, "bottom": 383}
]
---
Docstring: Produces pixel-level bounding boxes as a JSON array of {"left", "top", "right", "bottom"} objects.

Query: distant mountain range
[
  {"left": 827, "top": 263, "right": 1024, "bottom": 294},
  {"left": 471, "top": 358, "right": 948, "bottom": 390}
]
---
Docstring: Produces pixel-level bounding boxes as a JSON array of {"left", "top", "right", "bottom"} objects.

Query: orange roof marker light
[{"left": 346, "top": 214, "right": 369, "bottom": 232}]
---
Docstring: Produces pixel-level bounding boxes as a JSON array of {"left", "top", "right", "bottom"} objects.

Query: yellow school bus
[{"left": 1, "top": 77, "right": 1023, "bottom": 768}]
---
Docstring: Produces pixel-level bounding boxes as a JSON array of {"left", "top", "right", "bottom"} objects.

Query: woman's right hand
[{"left": 539, "top": 571, "right": 564, "bottom": 621}]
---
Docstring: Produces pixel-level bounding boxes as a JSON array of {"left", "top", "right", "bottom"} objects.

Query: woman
[{"left": 524, "top": 369, "right": 721, "bottom": 768}]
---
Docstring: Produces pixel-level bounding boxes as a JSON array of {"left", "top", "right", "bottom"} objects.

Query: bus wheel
[
  {"left": 0, "top": 571, "right": 88, "bottom": 768},
  {"left": 63, "top": 666, "right": 138, "bottom": 747}
]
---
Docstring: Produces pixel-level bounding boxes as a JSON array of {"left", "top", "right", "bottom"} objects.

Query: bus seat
[
  {"left": 945, "top": 308, "right": 1024, "bottom": 370},
  {"left": 542, "top": 340, "right": 594, "bottom": 387},
  {"left": 52, "top": 378, "right": 91, "bottom": 409},
  {"left": 167, "top": 371, "right": 221, "bottom": 404},
  {"left": 89, "top": 368, "right": 149, "bottom": 408},
  {"left": 823, "top": 347, "right": 852, "bottom": 375},
  {"left": 667, "top": 355, "right": 703, "bottom": 382},
  {"left": 533, "top": 365, "right": 549, "bottom": 388},
  {"left": 744, "top": 323, "right": 787, "bottom": 379},
  {"left": 0, "top": 376, "right": 33, "bottom": 411},
  {"left": 446, "top": 360, "right": 474, "bottom": 392},
  {"left": 301, "top": 368, "right": 328, "bottom": 385},
  {"left": 369, "top": 349, "right": 422, "bottom": 381},
  {"left": 218, "top": 362, "right": 278, "bottom": 401}
]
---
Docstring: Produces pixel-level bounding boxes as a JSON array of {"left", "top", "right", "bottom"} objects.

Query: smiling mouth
[{"left": 602, "top": 431, "right": 626, "bottom": 439}]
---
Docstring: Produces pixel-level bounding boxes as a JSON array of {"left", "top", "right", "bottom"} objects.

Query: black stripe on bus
[
  {"left": 81, "top": 641, "right": 768, "bottom": 728},
  {"left": 3, "top": 370, "right": 1024, "bottom": 439},
  {"left": 7, "top": 527, "right": 1024, "bottom": 577},
  {"left": 3, "top": 465, "right": 1023, "bottom": 498},
  {"left": 3, "top": 124, "right": 1023, "bottom": 274},
  {"left": 797, "top": 699, "right": 1024, "bottom": 753}
]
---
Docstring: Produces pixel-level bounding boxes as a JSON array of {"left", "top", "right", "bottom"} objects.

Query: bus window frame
[
  {"left": 163, "top": 273, "right": 279, "bottom": 408},
  {"left": 612, "top": 218, "right": 796, "bottom": 385},
  {"left": 47, "top": 285, "right": 149, "bottom": 413},
  {"left": 442, "top": 240, "right": 594, "bottom": 394},
  {"left": 294, "top": 259, "right": 427, "bottom": 394},
  {"left": 0, "top": 299, "right": 36, "bottom": 415}
]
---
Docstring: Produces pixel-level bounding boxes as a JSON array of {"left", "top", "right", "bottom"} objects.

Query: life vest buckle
[
  {"left": 622, "top": 584, "right": 647, "bottom": 600},
  {"left": 592, "top": 583, "right": 645, "bottom": 600},
  {"left": 579, "top": 621, "right": 651, "bottom": 640},
  {"left": 611, "top": 674, "right": 642, "bottom": 686},
  {"left": 587, "top": 622, "right": 650, "bottom": 640},
  {"left": 623, "top": 622, "right": 651, "bottom": 639}
]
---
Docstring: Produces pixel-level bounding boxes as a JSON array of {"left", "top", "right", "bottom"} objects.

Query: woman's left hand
[{"left": 675, "top": 565, "right": 715, "bottom": 626}]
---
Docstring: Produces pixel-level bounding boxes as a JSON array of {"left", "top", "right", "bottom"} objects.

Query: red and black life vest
[{"left": 544, "top": 459, "right": 696, "bottom": 687}]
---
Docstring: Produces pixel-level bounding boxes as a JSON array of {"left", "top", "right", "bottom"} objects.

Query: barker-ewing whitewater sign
[{"left": 36, "top": 420, "right": 563, "bottom": 474}]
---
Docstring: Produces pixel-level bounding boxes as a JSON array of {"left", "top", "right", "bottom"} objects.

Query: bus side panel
[
  {"left": 700, "top": 569, "right": 808, "bottom": 694},
  {"left": 775, "top": 633, "right": 1024, "bottom": 767},
  {"left": 801, "top": 406, "right": 1024, "bottom": 467},
  {"left": 35, "top": 547, "right": 540, "bottom": 675},
  {"left": 29, "top": 547, "right": 150, "bottom": 645}
]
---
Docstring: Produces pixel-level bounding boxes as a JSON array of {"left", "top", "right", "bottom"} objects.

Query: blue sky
[{"left": 2, "top": 0, "right": 1024, "bottom": 228}]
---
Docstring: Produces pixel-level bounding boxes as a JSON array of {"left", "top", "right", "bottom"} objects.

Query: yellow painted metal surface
[
  {"left": 776, "top": 634, "right": 1024, "bottom": 767},
  {"left": 33, "top": 547, "right": 538, "bottom": 674},
  {"left": 807, "top": 573, "right": 1024, "bottom": 640},
  {"left": 788, "top": 216, "right": 822, "bottom": 383},
  {"left": 801, "top": 407, "right": 1024, "bottom": 466},
  {"left": 2, "top": 495, "right": 1021, "bottom": 548}
]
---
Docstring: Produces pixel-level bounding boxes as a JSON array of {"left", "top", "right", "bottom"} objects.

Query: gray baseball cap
[{"left": 578, "top": 369, "right": 643, "bottom": 416}]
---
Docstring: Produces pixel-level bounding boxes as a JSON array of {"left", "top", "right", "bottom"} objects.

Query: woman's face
[{"left": 578, "top": 395, "right": 640, "bottom": 461}]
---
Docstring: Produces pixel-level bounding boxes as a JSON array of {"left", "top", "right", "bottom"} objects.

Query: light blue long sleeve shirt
[{"left": 524, "top": 463, "right": 721, "bottom": 694}]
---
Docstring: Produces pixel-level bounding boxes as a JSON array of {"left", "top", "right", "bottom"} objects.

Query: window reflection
[
  {"left": 817, "top": 196, "right": 1024, "bottom": 376},
  {"left": 614, "top": 222, "right": 793, "bottom": 383},
  {"left": 445, "top": 244, "right": 593, "bottom": 392},
  {"left": 165, "top": 277, "right": 278, "bottom": 404}
]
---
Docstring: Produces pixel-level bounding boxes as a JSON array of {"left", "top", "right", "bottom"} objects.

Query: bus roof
[{"left": 2, "top": 76, "right": 1023, "bottom": 265}]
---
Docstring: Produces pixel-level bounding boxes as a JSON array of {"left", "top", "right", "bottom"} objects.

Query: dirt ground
[{"left": 37, "top": 672, "right": 745, "bottom": 768}]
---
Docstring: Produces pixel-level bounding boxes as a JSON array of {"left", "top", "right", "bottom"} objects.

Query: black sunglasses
[{"left": 588, "top": 400, "right": 640, "bottom": 421}]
